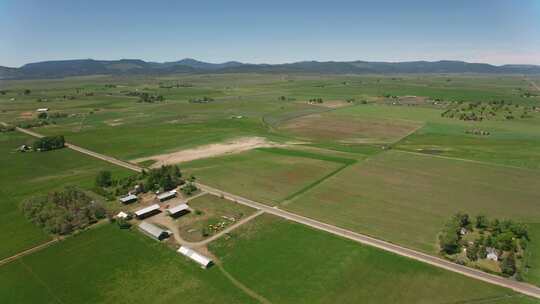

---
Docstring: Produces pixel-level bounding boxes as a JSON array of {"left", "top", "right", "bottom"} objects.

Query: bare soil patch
[{"left": 132, "top": 137, "right": 281, "bottom": 167}]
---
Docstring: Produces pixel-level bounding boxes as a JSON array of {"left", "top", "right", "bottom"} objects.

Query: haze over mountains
[{"left": 1, "top": 58, "right": 540, "bottom": 79}]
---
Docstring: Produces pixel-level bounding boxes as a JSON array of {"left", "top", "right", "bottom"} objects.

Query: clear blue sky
[{"left": 1, "top": 0, "right": 540, "bottom": 67}]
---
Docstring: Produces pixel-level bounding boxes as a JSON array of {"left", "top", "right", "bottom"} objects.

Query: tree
[
  {"left": 23, "top": 89, "right": 31, "bottom": 95},
  {"left": 466, "top": 243, "right": 479, "bottom": 261},
  {"left": 439, "top": 220, "right": 461, "bottom": 254},
  {"left": 475, "top": 215, "right": 489, "bottom": 229},
  {"left": 32, "top": 135, "right": 65, "bottom": 151},
  {"left": 501, "top": 252, "right": 517, "bottom": 276},
  {"left": 95, "top": 170, "right": 112, "bottom": 187}
]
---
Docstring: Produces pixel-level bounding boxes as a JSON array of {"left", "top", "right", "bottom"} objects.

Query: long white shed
[{"left": 178, "top": 246, "right": 213, "bottom": 268}]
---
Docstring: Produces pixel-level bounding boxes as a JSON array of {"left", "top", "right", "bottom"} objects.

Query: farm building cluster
[{"left": 116, "top": 188, "right": 213, "bottom": 268}]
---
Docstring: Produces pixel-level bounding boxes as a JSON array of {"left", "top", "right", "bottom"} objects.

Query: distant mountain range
[{"left": 1, "top": 58, "right": 540, "bottom": 79}]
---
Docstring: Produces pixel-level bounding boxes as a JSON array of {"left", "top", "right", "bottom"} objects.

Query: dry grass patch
[{"left": 279, "top": 112, "right": 422, "bottom": 143}]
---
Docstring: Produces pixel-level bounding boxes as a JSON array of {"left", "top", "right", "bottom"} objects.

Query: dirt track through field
[
  {"left": 7, "top": 124, "right": 540, "bottom": 299},
  {"left": 132, "top": 137, "right": 282, "bottom": 167}
]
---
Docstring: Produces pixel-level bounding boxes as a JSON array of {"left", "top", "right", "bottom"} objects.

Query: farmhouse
[
  {"left": 36, "top": 108, "right": 49, "bottom": 112},
  {"left": 138, "top": 221, "right": 171, "bottom": 241},
  {"left": 178, "top": 246, "right": 213, "bottom": 268},
  {"left": 157, "top": 190, "right": 177, "bottom": 202},
  {"left": 166, "top": 203, "right": 190, "bottom": 217},
  {"left": 134, "top": 204, "right": 161, "bottom": 219},
  {"left": 119, "top": 194, "right": 137, "bottom": 204},
  {"left": 486, "top": 247, "right": 499, "bottom": 261}
]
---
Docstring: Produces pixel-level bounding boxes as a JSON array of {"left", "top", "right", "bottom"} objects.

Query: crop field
[
  {"left": 183, "top": 148, "right": 356, "bottom": 205},
  {"left": 0, "top": 224, "right": 255, "bottom": 304},
  {"left": 176, "top": 193, "right": 255, "bottom": 242},
  {"left": 277, "top": 110, "right": 423, "bottom": 144},
  {"left": 209, "top": 214, "right": 536, "bottom": 304},
  {"left": 0, "top": 132, "right": 132, "bottom": 259},
  {"left": 285, "top": 150, "right": 540, "bottom": 253}
]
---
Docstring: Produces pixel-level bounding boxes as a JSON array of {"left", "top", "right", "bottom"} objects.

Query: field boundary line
[
  {"left": 19, "top": 259, "right": 65, "bottom": 304},
  {"left": 395, "top": 149, "right": 540, "bottom": 172},
  {"left": 281, "top": 162, "right": 353, "bottom": 204},
  {"left": 0, "top": 238, "right": 59, "bottom": 267},
  {"left": 216, "top": 263, "right": 272, "bottom": 304},
  {"left": 8, "top": 124, "right": 540, "bottom": 299}
]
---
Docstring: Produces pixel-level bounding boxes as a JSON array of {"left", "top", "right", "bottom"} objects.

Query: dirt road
[{"left": 8, "top": 124, "right": 540, "bottom": 299}]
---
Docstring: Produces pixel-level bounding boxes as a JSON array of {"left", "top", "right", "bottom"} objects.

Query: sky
[{"left": 1, "top": 0, "right": 540, "bottom": 67}]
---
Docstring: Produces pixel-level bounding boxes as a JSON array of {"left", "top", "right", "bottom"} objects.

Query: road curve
[{"left": 8, "top": 124, "right": 540, "bottom": 299}]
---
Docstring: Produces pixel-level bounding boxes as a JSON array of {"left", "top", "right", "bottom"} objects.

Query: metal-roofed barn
[
  {"left": 119, "top": 194, "right": 137, "bottom": 204},
  {"left": 134, "top": 204, "right": 161, "bottom": 219},
  {"left": 157, "top": 190, "right": 177, "bottom": 202},
  {"left": 166, "top": 203, "right": 190, "bottom": 218},
  {"left": 138, "top": 221, "right": 170, "bottom": 241},
  {"left": 178, "top": 246, "right": 213, "bottom": 268}
]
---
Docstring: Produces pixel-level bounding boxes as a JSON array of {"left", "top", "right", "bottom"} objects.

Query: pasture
[
  {"left": 285, "top": 150, "right": 540, "bottom": 254},
  {"left": 0, "top": 224, "right": 255, "bottom": 304},
  {"left": 210, "top": 214, "right": 536, "bottom": 304},
  {"left": 0, "top": 131, "right": 132, "bottom": 259}
]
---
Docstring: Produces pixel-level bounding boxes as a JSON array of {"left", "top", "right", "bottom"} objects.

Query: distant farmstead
[
  {"left": 138, "top": 221, "right": 170, "bottom": 241},
  {"left": 134, "top": 204, "right": 161, "bottom": 219},
  {"left": 178, "top": 246, "right": 213, "bottom": 268}
]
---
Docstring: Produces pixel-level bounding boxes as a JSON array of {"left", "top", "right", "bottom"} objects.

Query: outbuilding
[
  {"left": 138, "top": 221, "right": 170, "bottom": 241},
  {"left": 157, "top": 190, "right": 177, "bottom": 202},
  {"left": 36, "top": 108, "right": 49, "bottom": 112},
  {"left": 166, "top": 203, "right": 190, "bottom": 218},
  {"left": 134, "top": 204, "right": 161, "bottom": 219},
  {"left": 119, "top": 194, "right": 137, "bottom": 204},
  {"left": 178, "top": 246, "right": 213, "bottom": 268}
]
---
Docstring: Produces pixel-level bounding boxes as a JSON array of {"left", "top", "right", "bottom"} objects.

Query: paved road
[{"left": 8, "top": 124, "right": 540, "bottom": 299}]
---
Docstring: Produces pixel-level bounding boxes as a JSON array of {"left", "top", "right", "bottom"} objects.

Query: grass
[
  {"left": 285, "top": 150, "right": 540, "bottom": 254},
  {"left": 0, "top": 131, "right": 133, "bottom": 259},
  {"left": 524, "top": 223, "right": 540, "bottom": 286},
  {"left": 0, "top": 224, "right": 255, "bottom": 304},
  {"left": 182, "top": 148, "right": 344, "bottom": 205},
  {"left": 210, "top": 214, "right": 535, "bottom": 304},
  {"left": 176, "top": 194, "right": 255, "bottom": 242}
]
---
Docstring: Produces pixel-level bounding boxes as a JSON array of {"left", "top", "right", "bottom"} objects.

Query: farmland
[
  {"left": 1, "top": 73, "right": 540, "bottom": 301},
  {"left": 0, "top": 224, "right": 255, "bottom": 304},
  {"left": 210, "top": 214, "right": 536, "bottom": 303},
  {"left": 0, "top": 131, "right": 132, "bottom": 259},
  {"left": 182, "top": 148, "right": 353, "bottom": 205},
  {"left": 285, "top": 150, "right": 540, "bottom": 253}
]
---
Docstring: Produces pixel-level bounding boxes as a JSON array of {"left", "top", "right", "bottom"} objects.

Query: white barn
[
  {"left": 178, "top": 246, "right": 213, "bottom": 268},
  {"left": 134, "top": 204, "right": 160, "bottom": 219}
]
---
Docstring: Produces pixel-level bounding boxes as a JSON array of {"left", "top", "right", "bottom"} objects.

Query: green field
[
  {"left": 0, "top": 132, "right": 132, "bottom": 259},
  {"left": 286, "top": 150, "right": 540, "bottom": 253},
  {"left": 210, "top": 214, "right": 536, "bottom": 304},
  {"left": 183, "top": 148, "right": 353, "bottom": 205},
  {"left": 0, "top": 224, "right": 255, "bottom": 304}
]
